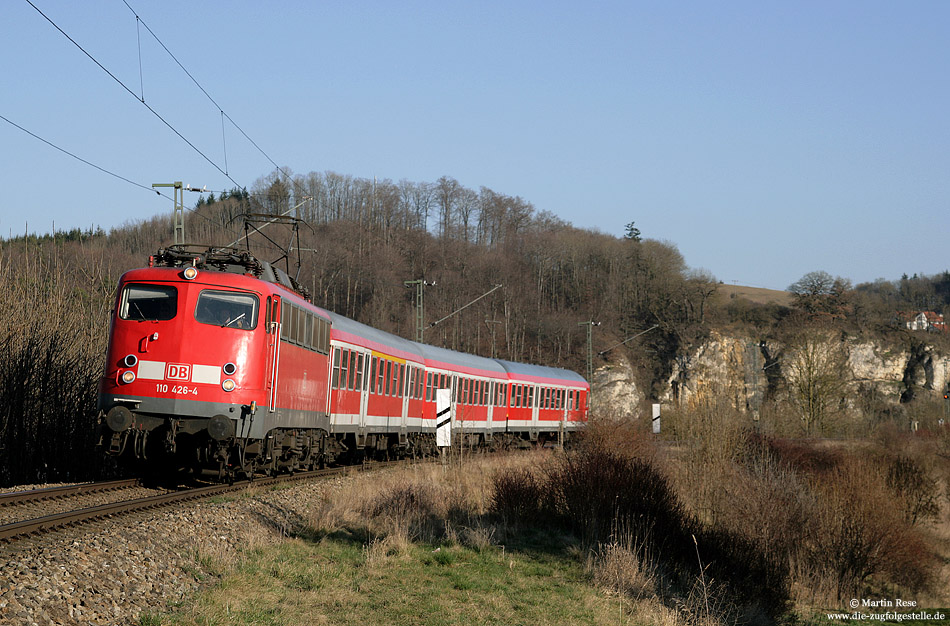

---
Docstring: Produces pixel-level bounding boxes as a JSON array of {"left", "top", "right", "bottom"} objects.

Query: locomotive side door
[{"left": 266, "top": 296, "right": 281, "bottom": 412}]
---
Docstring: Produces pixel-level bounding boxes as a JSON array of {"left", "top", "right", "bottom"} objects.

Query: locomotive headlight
[
  {"left": 182, "top": 266, "right": 199, "bottom": 280},
  {"left": 222, "top": 378, "right": 236, "bottom": 392},
  {"left": 223, "top": 362, "right": 237, "bottom": 376},
  {"left": 123, "top": 354, "right": 138, "bottom": 367},
  {"left": 121, "top": 370, "right": 136, "bottom": 384}
]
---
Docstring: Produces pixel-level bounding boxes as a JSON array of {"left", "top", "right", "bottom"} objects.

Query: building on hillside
[{"left": 897, "top": 311, "right": 947, "bottom": 332}]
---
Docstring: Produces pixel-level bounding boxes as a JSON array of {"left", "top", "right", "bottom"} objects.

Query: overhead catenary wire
[
  {"left": 120, "top": 0, "right": 310, "bottom": 199},
  {"left": 24, "top": 0, "right": 245, "bottom": 193},
  {"left": 21, "top": 0, "right": 307, "bottom": 239},
  {"left": 0, "top": 112, "right": 233, "bottom": 231},
  {"left": 0, "top": 112, "right": 172, "bottom": 201}
]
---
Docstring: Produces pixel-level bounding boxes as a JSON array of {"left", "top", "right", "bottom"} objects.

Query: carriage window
[
  {"left": 348, "top": 350, "right": 358, "bottom": 390},
  {"left": 120, "top": 284, "right": 178, "bottom": 321},
  {"left": 195, "top": 290, "right": 258, "bottom": 329},
  {"left": 332, "top": 348, "right": 342, "bottom": 389},
  {"left": 339, "top": 349, "right": 349, "bottom": 389},
  {"left": 354, "top": 353, "right": 363, "bottom": 390},
  {"left": 371, "top": 357, "right": 378, "bottom": 394}
]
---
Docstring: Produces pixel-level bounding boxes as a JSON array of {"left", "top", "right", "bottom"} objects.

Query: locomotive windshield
[
  {"left": 195, "top": 290, "right": 259, "bottom": 330},
  {"left": 119, "top": 284, "right": 178, "bottom": 321}
]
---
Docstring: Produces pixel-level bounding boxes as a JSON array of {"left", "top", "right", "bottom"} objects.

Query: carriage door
[
  {"left": 400, "top": 364, "right": 411, "bottom": 432},
  {"left": 531, "top": 385, "right": 540, "bottom": 430},
  {"left": 358, "top": 350, "right": 370, "bottom": 432},
  {"left": 266, "top": 296, "right": 281, "bottom": 412},
  {"left": 486, "top": 381, "right": 494, "bottom": 435}
]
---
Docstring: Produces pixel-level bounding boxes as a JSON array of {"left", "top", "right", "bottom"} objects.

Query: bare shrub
[
  {"left": 549, "top": 441, "right": 790, "bottom": 623},
  {"left": 489, "top": 466, "right": 546, "bottom": 526},
  {"left": 663, "top": 393, "right": 749, "bottom": 529},
  {"left": 886, "top": 454, "right": 941, "bottom": 525},
  {"left": 802, "top": 455, "right": 935, "bottom": 602},
  {"left": 364, "top": 478, "right": 448, "bottom": 543}
]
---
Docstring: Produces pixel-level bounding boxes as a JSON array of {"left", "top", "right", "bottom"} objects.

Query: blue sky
[{"left": 2, "top": 1, "right": 948, "bottom": 290}]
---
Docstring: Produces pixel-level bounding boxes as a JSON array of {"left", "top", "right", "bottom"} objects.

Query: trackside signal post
[
  {"left": 578, "top": 320, "right": 600, "bottom": 383},
  {"left": 405, "top": 279, "right": 435, "bottom": 343}
]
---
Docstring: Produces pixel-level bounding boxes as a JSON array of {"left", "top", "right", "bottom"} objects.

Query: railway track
[{"left": 0, "top": 460, "right": 405, "bottom": 547}]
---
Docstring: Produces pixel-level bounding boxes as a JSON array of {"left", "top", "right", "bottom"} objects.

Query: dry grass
[
  {"left": 714, "top": 284, "right": 793, "bottom": 307},
  {"left": 306, "top": 453, "right": 542, "bottom": 546},
  {"left": 163, "top": 454, "right": 698, "bottom": 626}
]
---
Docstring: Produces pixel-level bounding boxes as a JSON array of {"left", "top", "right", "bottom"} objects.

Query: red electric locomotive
[{"left": 98, "top": 245, "right": 588, "bottom": 479}]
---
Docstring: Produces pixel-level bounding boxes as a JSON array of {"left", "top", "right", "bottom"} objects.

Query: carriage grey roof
[
  {"left": 495, "top": 359, "right": 588, "bottom": 385},
  {"left": 410, "top": 341, "right": 507, "bottom": 376},
  {"left": 324, "top": 309, "right": 585, "bottom": 385},
  {"left": 324, "top": 311, "right": 424, "bottom": 362}
]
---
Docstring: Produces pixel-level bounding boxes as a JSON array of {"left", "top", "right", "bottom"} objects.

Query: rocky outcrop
[
  {"left": 590, "top": 330, "right": 950, "bottom": 417},
  {"left": 590, "top": 354, "right": 644, "bottom": 419}
]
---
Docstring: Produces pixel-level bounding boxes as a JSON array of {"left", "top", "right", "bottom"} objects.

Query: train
[{"left": 97, "top": 245, "right": 589, "bottom": 479}]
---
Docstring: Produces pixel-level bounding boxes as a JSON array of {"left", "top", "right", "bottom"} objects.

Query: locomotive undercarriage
[{"left": 100, "top": 410, "right": 334, "bottom": 482}]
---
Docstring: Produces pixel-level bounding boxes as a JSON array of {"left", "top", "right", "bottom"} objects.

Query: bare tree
[
  {"left": 788, "top": 270, "right": 852, "bottom": 317},
  {"left": 784, "top": 327, "right": 848, "bottom": 435}
]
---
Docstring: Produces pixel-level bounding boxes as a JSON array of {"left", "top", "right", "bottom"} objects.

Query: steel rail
[
  {"left": 0, "top": 460, "right": 408, "bottom": 545},
  {"left": 0, "top": 479, "right": 142, "bottom": 507}
]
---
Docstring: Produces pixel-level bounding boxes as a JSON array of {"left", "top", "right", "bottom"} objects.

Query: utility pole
[
  {"left": 152, "top": 181, "right": 206, "bottom": 244},
  {"left": 578, "top": 320, "right": 600, "bottom": 382},
  {"left": 404, "top": 279, "right": 435, "bottom": 342}
]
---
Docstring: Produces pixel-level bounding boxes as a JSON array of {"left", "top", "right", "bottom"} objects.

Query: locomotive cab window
[
  {"left": 195, "top": 290, "right": 259, "bottom": 329},
  {"left": 120, "top": 284, "right": 178, "bottom": 321}
]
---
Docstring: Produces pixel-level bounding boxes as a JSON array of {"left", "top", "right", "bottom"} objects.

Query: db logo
[{"left": 166, "top": 363, "right": 191, "bottom": 381}]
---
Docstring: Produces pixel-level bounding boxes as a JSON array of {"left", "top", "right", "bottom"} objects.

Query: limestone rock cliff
[{"left": 590, "top": 330, "right": 949, "bottom": 417}]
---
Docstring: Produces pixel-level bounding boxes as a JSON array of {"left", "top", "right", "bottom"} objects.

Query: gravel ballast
[{"left": 0, "top": 476, "right": 348, "bottom": 626}]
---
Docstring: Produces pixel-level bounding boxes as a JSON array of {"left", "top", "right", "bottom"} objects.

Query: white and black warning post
[
  {"left": 652, "top": 403, "right": 661, "bottom": 434},
  {"left": 436, "top": 389, "right": 453, "bottom": 465}
]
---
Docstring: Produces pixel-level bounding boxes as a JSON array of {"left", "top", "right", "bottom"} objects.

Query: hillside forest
[{"left": 1, "top": 169, "right": 949, "bottom": 485}]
